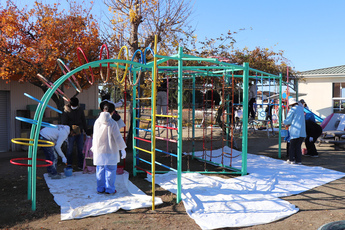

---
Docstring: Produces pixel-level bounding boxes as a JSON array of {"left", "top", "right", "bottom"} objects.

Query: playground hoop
[
  {"left": 128, "top": 70, "right": 142, "bottom": 86},
  {"left": 10, "top": 158, "right": 53, "bottom": 167},
  {"left": 116, "top": 46, "right": 129, "bottom": 83},
  {"left": 24, "top": 93, "right": 62, "bottom": 114},
  {"left": 56, "top": 59, "right": 82, "bottom": 93},
  {"left": 37, "top": 74, "right": 70, "bottom": 102},
  {"left": 11, "top": 138, "right": 55, "bottom": 147},
  {"left": 144, "top": 47, "right": 154, "bottom": 66},
  {"left": 15, "top": 117, "right": 57, "bottom": 128},
  {"left": 99, "top": 44, "right": 110, "bottom": 83},
  {"left": 129, "top": 49, "right": 144, "bottom": 86},
  {"left": 77, "top": 47, "right": 95, "bottom": 85}
]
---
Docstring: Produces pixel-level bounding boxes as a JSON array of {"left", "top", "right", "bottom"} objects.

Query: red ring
[
  {"left": 57, "top": 59, "right": 83, "bottom": 93},
  {"left": 37, "top": 74, "right": 70, "bottom": 102},
  {"left": 77, "top": 47, "right": 94, "bottom": 85},
  {"left": 10, "top": 158, "right": 53, "bottom": 167},
  {"left": 99, "top": 44, "right": 110, "bottom": 83}
]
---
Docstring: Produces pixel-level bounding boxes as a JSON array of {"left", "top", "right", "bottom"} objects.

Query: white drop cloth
[
  {"left": 44, "top": 171, "right": 162, "bottom": 220},
  {"left": 147, "top": 147, "right": 345, "bottom": 229}
]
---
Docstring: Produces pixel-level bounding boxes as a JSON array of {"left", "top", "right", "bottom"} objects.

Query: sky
[
  {"left": 2, "top": 0, "right": 345, "bottom": 72},
  {"left": 192, "top": 0, "right": 345, "bottom": 72}
]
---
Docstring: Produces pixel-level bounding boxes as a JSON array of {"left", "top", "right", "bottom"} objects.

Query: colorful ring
[
  {"left": 129, "top": 49, "right": 144, "bottom": 71},
  {"left": 144, "top": 47, "right": 154, "bottom": 66},
  {"left": 10, "top": 158, "right": 53, "bottom": 167},
  {"left": 99, "top": 44, "right": 110, "bottom": 83},
  {"left": 11, "top": 138, "right": 55, "bottom": 147},
  {"left": 24, "top": 93, "right": 62, "bottom": 114},
  {"left": 15, "top": 116, "right": 57, "bottom": 128},
  {"left": 37, "top": 74, "right": 70, "bottom": 102},
  {"left": 116, "top": 46, "right": 129, "bottom": 83},
  {"left": 129, "top": 49, "right": 144, "bottom": 86},
  {"left": 77, "top": 47, "right": 95, "bottom": 85},
  {"left": 57, "top": 59, "right": 82, "bottom": 93}
]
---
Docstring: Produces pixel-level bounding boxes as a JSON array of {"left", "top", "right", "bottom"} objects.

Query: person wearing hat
[
  {"left": 100, "top": 99, "right": 126, "bottom": 129},
  {"left": 91, "top": 100, "right": 126, "bottom": 194},
  {"left": 62, "top": 97, "right": 87, "bottom": 170},
  {"left": 100, "top": 93, "right": 126, "bottom": 129},
  {"left": 39, "top": 125, "right": 73, "bottom": 179},
  {"left": 283, "top": 97, "right": 306, "bottom": 164}
]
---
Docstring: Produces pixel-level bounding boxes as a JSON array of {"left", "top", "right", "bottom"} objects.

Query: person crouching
[{"left": 91, "top": 101, "right": 127, "bottom": 194}]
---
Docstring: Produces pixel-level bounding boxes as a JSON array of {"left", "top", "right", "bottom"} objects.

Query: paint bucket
[
  {"left": 116, "top": 165, "right": 124, "bottom": 175},
  {"left": 64, "top": 167, "right": 73, "bottom": 177},
  {"left": 280, "top": 130, "right": 288, "bottom": 137}
]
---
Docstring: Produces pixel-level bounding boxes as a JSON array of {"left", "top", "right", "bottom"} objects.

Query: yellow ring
[
  {"left": 11, "top": 138, "right": 55, "bottom": 147},
  {"left": 116, "top": 46, "right": 129, "bottom": 83}
]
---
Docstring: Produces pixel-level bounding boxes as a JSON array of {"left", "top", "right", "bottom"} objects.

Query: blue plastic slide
[{"left": 304, "top": 107, "right": 323, "bottom": 122}]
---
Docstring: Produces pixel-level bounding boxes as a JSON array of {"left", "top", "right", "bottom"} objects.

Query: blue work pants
[
  {"left": 40, "top": 136, "right": 58, "bottom": 176},
  {"left": 96, "top": 165, "right": 117, "bottom": 194}
]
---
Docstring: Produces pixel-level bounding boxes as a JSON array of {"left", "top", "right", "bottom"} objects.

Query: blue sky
[
  {"left": 192, "top": 0, "right": 345, "bottom": 72},
  {"left": 3, "top": 0, "right": 345, "bottom": 72}
]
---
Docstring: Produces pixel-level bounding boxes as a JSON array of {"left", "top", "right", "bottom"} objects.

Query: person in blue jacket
[{"left": 283, "top": 97, "right": 306, "bottom": 164}]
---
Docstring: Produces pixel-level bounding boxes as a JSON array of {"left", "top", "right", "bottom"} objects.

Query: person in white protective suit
[{"left": 91, "top": 101, "right": 127, "bottom": 194}]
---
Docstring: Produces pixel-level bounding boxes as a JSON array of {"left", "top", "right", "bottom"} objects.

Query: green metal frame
[
  {"left": 16, "top": 45, "right": 282, "bottom": 212},
  {"left": 131, "top": 47, "right": 283, "bottom": 207}
]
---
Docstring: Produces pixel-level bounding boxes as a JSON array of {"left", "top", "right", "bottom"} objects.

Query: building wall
[
  {"left": 0, "top": 80, "right": 99, "bottom": 151},
  {"left": 298, "top": 77, "right": 334, "bottom": 118}
]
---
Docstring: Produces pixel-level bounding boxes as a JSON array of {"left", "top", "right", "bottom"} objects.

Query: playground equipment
[
  {"left": 10, "top": 36, "right": 283, "bottom": 212},
  {"left": 131, "top": 41, "right": 284, "bottom": 207}
]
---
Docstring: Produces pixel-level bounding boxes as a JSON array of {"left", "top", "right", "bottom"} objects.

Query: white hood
[
  {"left": 98, "top": 112, "right": 112, "bottom": 124},
  {"left": 92, "top": 112, "right": 126, "bottom": 165}
]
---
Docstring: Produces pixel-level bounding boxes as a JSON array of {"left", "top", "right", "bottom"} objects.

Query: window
[{"left": 332, "top": 83, "right": 345, "bottom": 112}]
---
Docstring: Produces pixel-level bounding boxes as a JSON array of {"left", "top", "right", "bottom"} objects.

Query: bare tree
[{"left": 105, "top": 0, "right": 194, "bottom": 54}]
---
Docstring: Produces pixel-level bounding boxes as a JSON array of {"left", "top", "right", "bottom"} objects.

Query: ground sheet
[
  {"left": 148, "top": 147, "right": 345, "bottom": 229},
  {"left": 44, "top": 171, "right": 163, "bottom": 220},
  {"left": 45, "top": 147, "right": 344, "bottom": 229}
]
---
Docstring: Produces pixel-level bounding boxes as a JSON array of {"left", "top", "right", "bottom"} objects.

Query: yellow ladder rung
[
  {"left": 157, "top": 115, "right": 178, "bottom": 119},
  {"left": 134, "top": 146, "right": 153, "bottom": 154},
  {"left": 136, "top": 97, "right": 152, "bottom": 100},
  {"left": 135, "top": 117, "right": 152, "bottom": 122}
]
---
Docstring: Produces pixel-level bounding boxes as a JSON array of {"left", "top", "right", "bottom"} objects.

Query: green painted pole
[
  {"left": 27, "top": 91, "right": 51, "bottom": 201},
  {"left": 177, "top": 46, "right": 183, "bottom": 203},
  {"left": 31, "top": 87, "right": 56, "bottom": 210},
  {"left": 241, "top": 62, "right": 249, "bottom": 176}
]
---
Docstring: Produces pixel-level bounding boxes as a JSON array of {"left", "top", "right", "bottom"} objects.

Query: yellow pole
[{"left": 151, "top": 35, "right": 158, "bottom": 210}]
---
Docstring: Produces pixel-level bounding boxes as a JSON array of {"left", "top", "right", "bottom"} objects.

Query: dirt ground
[{"left": 1, "top": 128, "right": 345, "bottom": 230}]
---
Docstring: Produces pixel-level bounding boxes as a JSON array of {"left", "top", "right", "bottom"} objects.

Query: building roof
[{"left": 301, "top": 65, "right": 345, "bottom": 75}]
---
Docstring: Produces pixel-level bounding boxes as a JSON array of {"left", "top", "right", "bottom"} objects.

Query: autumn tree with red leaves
[{"left": 0, "top": 1, "right": 105, "bottom": 111}]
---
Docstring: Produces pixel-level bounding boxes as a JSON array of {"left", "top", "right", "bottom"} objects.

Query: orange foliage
[{"left": 0, "top": 1, "right": 103, "bottom": 89}]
